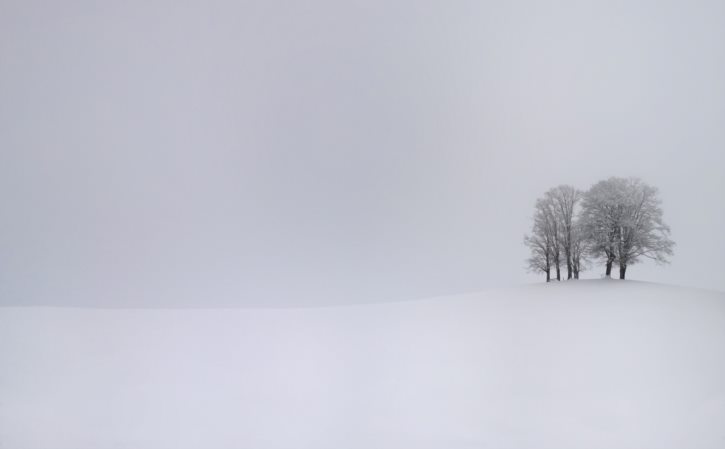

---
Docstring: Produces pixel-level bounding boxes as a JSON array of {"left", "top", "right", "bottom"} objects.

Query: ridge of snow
[{"left": 1, "top": 281, "right": 724, "bottom": 449}]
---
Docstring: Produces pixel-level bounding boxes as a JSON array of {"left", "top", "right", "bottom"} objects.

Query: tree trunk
[
  {"left": 619, "top": 264, "right": 626, "bottom": 280},
  {"left": 605, "top": 260, "right": 613, "bottom": 277},
  {"left": 555, "top": 264, "right": 561, "bottom": 281},
  {"left": 567, "top": 260, "right": 572, "bottom": 280},
  {"left": 546, "top": 269, "right": 551, "bottom": 282},
  {"left": 574, "top": 269, "right": 579, "bottom": 279}
]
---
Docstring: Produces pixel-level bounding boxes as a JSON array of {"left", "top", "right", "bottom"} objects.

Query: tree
[
  {"left": 580, "top": 178, "right": 624, "bottom": 277},
  {"left": 548, "top": 204, "right": 562, "bottom": 281},
  {"left": 544, "top": 185, "right": 582, "bottom": 280},
  {"left": 612, "top": 178, "right": 674, "bottom": 279},
  {"left": 524, "top": 197, "right": 558, "bottom": 282},
  {"left": 570, "top": 218, "right": 588, "bottom": 279},
  {"left": 580, "top": 177, "right": 674, "bottom": 279},
  {"left": 524, "top": 233, "right": 551, "bottom": 282}
]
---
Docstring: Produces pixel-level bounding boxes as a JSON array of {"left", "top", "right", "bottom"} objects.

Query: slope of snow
[{"left": 1, "top": 280, "right": 724, "bottom": 449}]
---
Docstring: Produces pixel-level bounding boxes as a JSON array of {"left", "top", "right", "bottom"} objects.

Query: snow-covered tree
[
  {"left": 580, "top": 179, "right": 623, "bottom": 277},
  {"left": 612, "top": 178, "right": 674, "bottom": 279},
  {"left": 544, "top": 185, "right": 582, "bottom": 280},
  {"left": 580, "top": 177, "right": 674, "bottom": 279}
]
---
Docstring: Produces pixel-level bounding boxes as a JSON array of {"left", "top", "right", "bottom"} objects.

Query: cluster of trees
[{"left": 524, "top": 177, "right": 674, "bottom": 281}]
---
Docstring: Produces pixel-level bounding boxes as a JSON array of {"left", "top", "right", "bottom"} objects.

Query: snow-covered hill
[{"left": 1, "top": 280, "right": 724, "bottom": 449}]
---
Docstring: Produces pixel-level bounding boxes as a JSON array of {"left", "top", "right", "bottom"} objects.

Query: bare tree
[
  {"left": 549, "top": 205, "right": 562, "bottom": 281},
  {"left": 524, "top": 233, "right": 551, "bottom": 282},
  {"left": 524, "top": 198, "right": 557, "bottom": 282},
  {"left": 570, "top": 218, "right": 588, "bottom": 279},
  {"left": 544, "top": 185, "right": 582, "bottom": 280}
]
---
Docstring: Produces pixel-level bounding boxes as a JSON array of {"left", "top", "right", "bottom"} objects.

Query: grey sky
[{"left": 1, "top": 0, "right": 724, "bottom": 306}]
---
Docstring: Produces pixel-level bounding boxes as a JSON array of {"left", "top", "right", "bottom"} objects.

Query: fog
[{"left": 1, "top": 0, "right": 723, "bottom": 306}]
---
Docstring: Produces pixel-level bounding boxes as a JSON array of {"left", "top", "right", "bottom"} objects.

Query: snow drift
[{"left": 1, "top": 280, "right": 724, "bottom": 449}]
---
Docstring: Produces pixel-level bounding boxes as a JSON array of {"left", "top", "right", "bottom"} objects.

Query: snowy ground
[{"left": 1, "top": 280, "right": 724, "bottom": 449}]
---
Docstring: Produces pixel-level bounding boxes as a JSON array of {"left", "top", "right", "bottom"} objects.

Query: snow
[{"left": 1, "top": 280, "right": 725, "bottom": 449}]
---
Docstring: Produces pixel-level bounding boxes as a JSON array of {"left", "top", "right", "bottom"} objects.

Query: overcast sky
[{"left": 1, "top": 0, "right": 723, "bottom": 306}]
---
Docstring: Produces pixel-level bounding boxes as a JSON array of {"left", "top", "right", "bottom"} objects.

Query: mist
[{"left": 1, "top": 0, "right": 724, "bottom": 306}]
